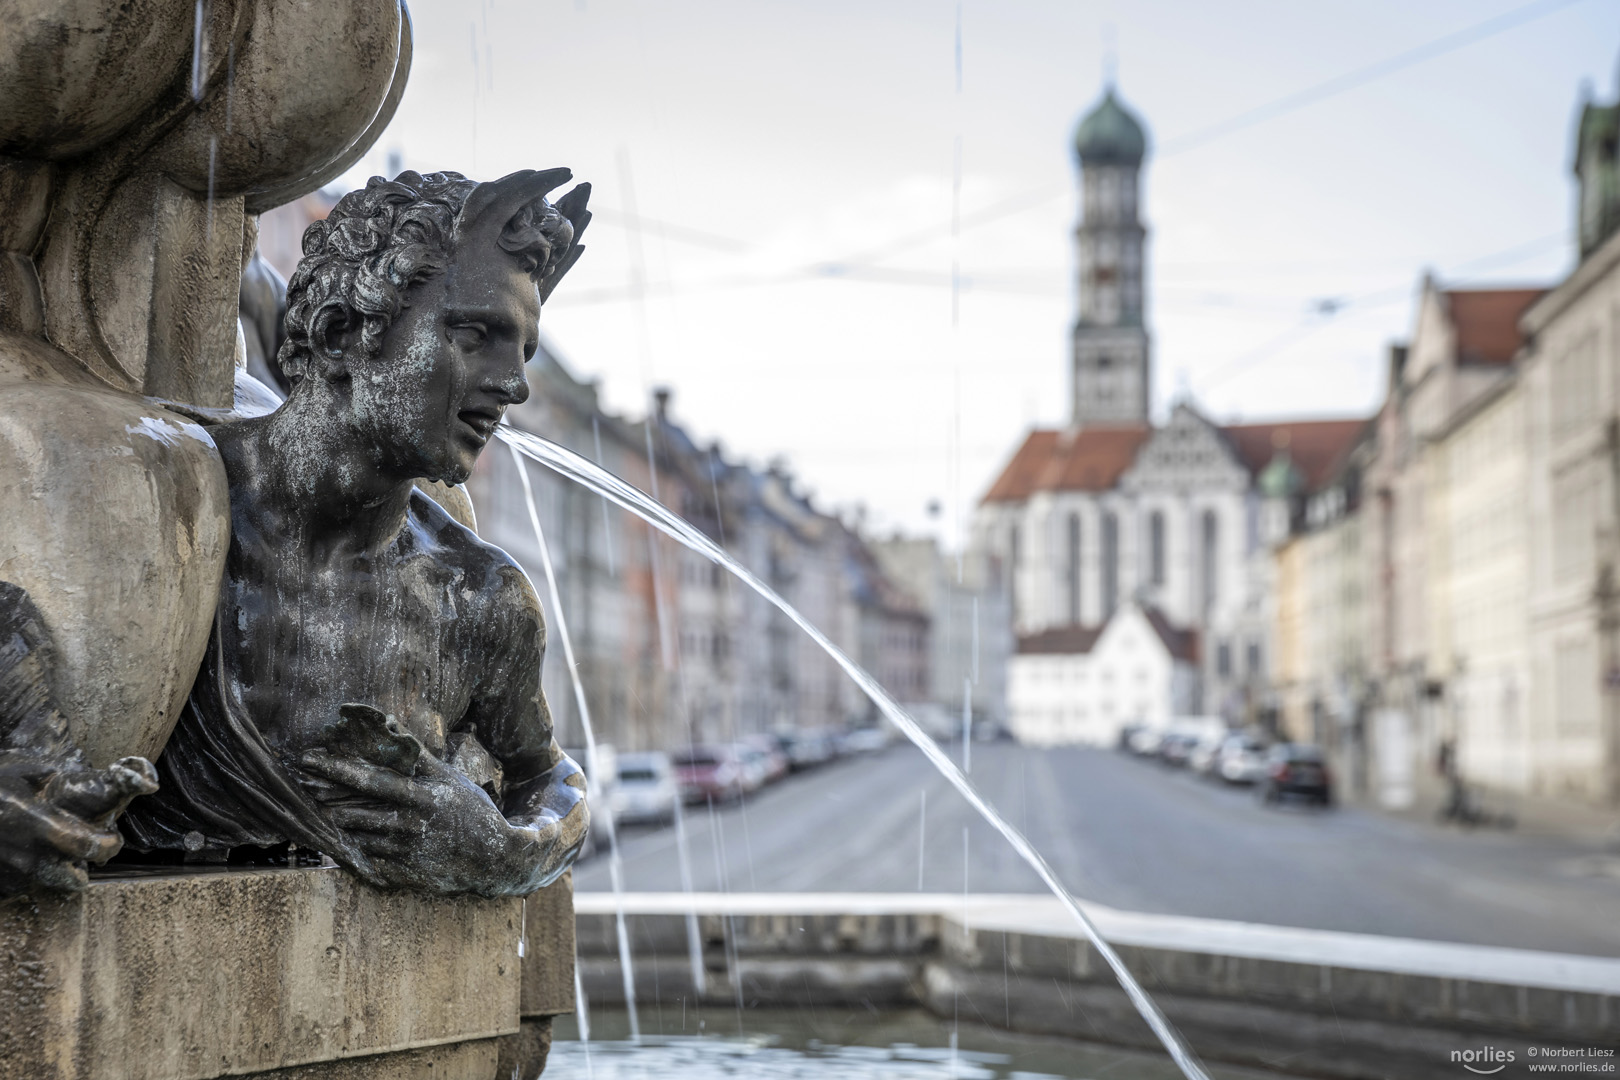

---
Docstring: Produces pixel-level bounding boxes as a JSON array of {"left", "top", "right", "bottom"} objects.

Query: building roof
[
  {"left": 1016, "top": 603, "right": 1196, "bottom": 662},
  {"left": 1074, "top": 88, "right": 1148, "bottom": 166},
  {"left": 1016, "top": 624, "right": 1104, "bottom": 655},
  {"left": 981, "top": 425, "right": 1152, "bottom": 503},
  {"left": 1143, "top": 606, "right": 1199, "bottom": 663},
  {"left": 1220, "top": 419, "right": 1366, "bottom": 493},
  {"left": 1444, "top": 288, "right": 1545, "bottom": 366}
]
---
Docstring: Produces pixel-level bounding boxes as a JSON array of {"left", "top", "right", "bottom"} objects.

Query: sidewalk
[{"left": 1345, "top": 776, "right": 1620, "bottom": 847}]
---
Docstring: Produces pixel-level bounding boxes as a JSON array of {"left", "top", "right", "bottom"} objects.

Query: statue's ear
[{"left": 308, "top": 310, "right": 363, "bottom": 381}]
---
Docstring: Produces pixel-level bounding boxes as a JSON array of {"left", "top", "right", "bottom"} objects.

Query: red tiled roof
[
  {"left": 981, "top": 425, "right": 1152, "bottom": 503},
  {"left": 1221, "top": 419, "right": 1366, "bottom": 492},
  {"left": 1016, "top": 624, "right": 1104, "bottom": 655},
  {"left": 1444, "top": 289, "right": 1545, "bottom": 367},
  {"left": 1143, "top": 607, "right": 1199, "bottom": 664}
]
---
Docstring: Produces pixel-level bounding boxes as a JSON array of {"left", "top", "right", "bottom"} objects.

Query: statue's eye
[{"left": 447, "top": 323, "right": 487, "bottom": 348}]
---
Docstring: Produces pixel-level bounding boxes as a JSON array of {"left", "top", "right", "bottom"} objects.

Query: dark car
[{"left": 1259, "top": 743, "right": 1332, "bottom": 806}]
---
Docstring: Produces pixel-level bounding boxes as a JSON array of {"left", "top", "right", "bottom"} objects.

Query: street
[{"left": 576, "top": 742, "right": 1620, "bottom": 958}]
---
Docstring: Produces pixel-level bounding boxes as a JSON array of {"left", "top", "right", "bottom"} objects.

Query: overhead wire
[
  {"left": 567, "top": 0, "right": 1592, "bottom": 315},
  {"left": 1194, "top": 228, "right": 1569, "bottom": 392}
]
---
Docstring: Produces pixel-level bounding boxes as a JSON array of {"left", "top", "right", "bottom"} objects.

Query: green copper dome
[
  {"left": 1074, "top": 88, "right": 1148, "bottom": 166},
  {"left": 1259, "top": 451, "right": 1303, "bottom": 500}
]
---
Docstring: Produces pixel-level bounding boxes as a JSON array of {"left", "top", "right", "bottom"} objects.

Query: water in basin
[{"left": 548, "top": 1009, "right": 1303, "bottom": 1080}]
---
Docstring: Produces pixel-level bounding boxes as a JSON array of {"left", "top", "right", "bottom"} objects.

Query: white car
[
  {"left": 1215, "top": 735, "right": 1269, "bottom": 785},
  {"left": 841, "top": 727, "right": 892, "bottom": 754},
  {"left": 563, "top": 744, "right": 619, "bottom": 855},
  {"left": 611, "top": 751, "right": 680, "bottom": 826}
]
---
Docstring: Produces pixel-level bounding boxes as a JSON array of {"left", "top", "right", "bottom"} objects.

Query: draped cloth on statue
[{"left": 120, "top": 624, "right": 373, "bottom": 876}]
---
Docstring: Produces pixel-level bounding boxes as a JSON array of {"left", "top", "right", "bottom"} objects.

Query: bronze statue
[
  {"left": 120, "top": 170, "right": 593, "bottom": 897},
  {"left": 0, "top": 0, "right": 412, "bottom": 895}
]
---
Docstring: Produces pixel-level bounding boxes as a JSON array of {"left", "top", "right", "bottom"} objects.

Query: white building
[
  {"left": 1008, "top": 602, "right": 1197, "bottom": 746},
  {"left": 1521, "top": 185, "right": 1620, "bottom": 800}
]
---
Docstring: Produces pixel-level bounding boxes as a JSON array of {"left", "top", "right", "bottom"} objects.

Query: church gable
[{"left": 1120, "top": 403, "right": 1247, "bottom": 492}]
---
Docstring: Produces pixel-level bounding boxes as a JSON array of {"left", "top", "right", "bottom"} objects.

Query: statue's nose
[{"left": 486, "top": 349, "right": 531, "bottom": 406}]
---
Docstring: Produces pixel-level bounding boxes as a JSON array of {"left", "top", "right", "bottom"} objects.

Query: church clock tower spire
[{"left": 1071, "top": 85, "right": 1150, "bottom": 426}]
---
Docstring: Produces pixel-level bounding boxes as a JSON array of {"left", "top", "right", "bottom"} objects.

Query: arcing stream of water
[
  {"left": 495, "top": 425, "right": 1212, "bottom": 1080},
  {"left": 507, "top": 441, "right": 642, "bottom": 1044}
]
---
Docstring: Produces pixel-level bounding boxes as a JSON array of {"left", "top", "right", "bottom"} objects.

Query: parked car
[
  {"left": 1187, "top": 733, "right": 1225, "bottom": 776},
  {"left": 779, "top": 729, "right": 835, "bottom": 771},
  {"left": 562, "top": 744, "right": 618, "bottom": 856},
  {"left": 740, "top": 733, "right": 790, "bottom": 783},
  {"left": 841, "top": 726, "right": 892, "bottom": 754},
  {"left": 674, "top": 745, "right": 747, "bottom": 804},
  {"left": 1126, "top": 725, "right": 1164, "bottom": 756},
  {"left": 611, "top": 751, "right": 679, "bottom": 826},
  {"left": 1212, "top": 735, "right": 1269, "bottom": 785},
  {"left": 1157, "top": 731, "right": 1197, "bottom": 767},
  {"left": 732, "top": 742, "right": 772, "bottom": 793},
  {"left": 1259, "top": 743, "right": 1333, "bottom": 806}
]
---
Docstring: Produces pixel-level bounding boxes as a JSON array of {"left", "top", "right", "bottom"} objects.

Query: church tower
[{"left": 1071, "top": 87, "right": 1150, "bottom": 426}]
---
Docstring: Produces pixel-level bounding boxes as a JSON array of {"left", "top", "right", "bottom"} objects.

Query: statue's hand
[
  {"left": 299, "top": 747, "right": 530, "bottom": 895},
  {"left": 0, "top": 757, "right": 158, "bottom": 894}
]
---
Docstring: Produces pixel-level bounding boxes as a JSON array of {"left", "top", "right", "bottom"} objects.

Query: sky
[{"left": 346, "top": 0, "right": 1620, "bottom": 546}]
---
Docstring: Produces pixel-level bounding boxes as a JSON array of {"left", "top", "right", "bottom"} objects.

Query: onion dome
[
  {"left": 1259, "top": 450, "right": 1304, "bottom": 500},
  {"left": 1073, "top": 88, "right": 1148, "bottom": 166}
]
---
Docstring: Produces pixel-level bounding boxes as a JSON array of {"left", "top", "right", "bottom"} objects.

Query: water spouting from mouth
[
  {"left": 506, "top": 440, "right": 641, "bottom": 1044},
  {"left": 494, "top": 423, "right": 1212, "bottom": 1080}
]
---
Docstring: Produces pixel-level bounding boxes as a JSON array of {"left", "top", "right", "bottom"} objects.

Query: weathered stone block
[
  {"left": 521, "top": 873, "right": 575, "bottom": 1018},
  {"left": 0, "top": 867, "right": 525, "bottom": 1080}
]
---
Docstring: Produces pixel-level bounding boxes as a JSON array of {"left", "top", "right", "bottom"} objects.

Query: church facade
[{"left": 976, "top": 87, "right": 1363, "bottom": 744}]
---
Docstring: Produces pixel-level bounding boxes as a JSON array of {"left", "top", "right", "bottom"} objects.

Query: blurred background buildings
[{"left": 253, "top": 41, "right": 1620, "bottom": 813}]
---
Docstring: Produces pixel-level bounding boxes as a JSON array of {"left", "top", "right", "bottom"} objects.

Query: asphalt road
[{"left": 575, "top": 742, "right": 1620, "bottom": 958}]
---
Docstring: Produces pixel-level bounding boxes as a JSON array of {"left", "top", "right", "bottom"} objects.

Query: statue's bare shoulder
[{"left": 402, "top": 489, "right": 557, "bottom": 772}]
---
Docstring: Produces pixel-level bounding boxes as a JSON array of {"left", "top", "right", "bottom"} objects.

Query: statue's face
[{"left": 356, "top": 249, "right": 539, "bottom": 486}]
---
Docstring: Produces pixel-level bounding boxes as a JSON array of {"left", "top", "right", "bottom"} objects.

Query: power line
[
  {"left": 1159, "top": 0, "right": 1590, "bottom": 156},
  {"left": 1195, "top": 228, "right": 1569, "bottom": 392},
  {"left": 820, "top": 0, "right": 1590, "bottom": 274},
  {"left": 560, "top": 5, "right": 1586, "bottom": 316},
  {"left": 589, "top": 208, "right": 751, "bottom": 253}
]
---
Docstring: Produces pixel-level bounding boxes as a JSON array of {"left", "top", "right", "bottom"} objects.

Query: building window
[
  {"left": 1552, "top": 332, "right": 1599, "bottom": 436},
  {"left": 1009, "top": 524, "right": 1021, "bottom": 621},
  {"left": 1066, "top": 513, "right": 1082, "bottom": 623},
  {"left": 1201, "top": 509, "right": 1219, "bottom": 615},
  {"left": 1149, "top": 510, "right": 1165, "bottom": 586},
  {"left": 1216, "top": 640, "right": 1232, "bottom": 678},
  {"left": 1553, "top": 466, "right": 1597, "bottom": 585},
  {"left": 1102, "top": 511, "right": 1119, "bottom": 615},
  {"left": 1246, "top": 641, "right": 1262, "bottom": 678}
]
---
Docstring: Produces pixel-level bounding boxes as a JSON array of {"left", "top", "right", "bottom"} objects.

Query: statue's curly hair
[{"left": 277, "top": 170, "right": 579, "bottom": 385}]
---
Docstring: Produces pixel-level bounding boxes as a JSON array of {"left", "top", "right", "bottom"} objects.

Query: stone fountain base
[{"left": 0, "top": 869, "right": 574, "bottom": 1080}]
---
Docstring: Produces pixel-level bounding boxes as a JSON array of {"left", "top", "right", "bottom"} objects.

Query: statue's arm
[
  {"left": 0, "top": 582, "right": 157, "bottom": 895},
  {"left": 298, "top": 551, "right": 588, "bottom": 897},
  {"left": 461, "top": 564, "right": 590, "bottom": 892}
]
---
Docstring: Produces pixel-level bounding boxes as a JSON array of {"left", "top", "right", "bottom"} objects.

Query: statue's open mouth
[{"left": 458, "top": 408, "right": 502, "bottom": 443}]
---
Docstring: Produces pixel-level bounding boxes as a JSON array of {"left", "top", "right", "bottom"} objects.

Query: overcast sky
[{"left": 353, "top": 0, "right": 1619, "bottom": 545}]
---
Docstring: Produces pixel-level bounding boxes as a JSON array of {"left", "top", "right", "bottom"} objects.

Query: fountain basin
[{"left": 574, "top": 892, "right": 1620, "bottom": 1080}]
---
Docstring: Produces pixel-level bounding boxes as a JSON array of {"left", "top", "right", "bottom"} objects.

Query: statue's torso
[{"left": 220, "top": 488, "right": 501, "bottom": 764}]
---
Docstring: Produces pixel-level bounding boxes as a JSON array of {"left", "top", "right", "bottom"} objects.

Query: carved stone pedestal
[{"left": 0, "top": 868, "right": 574, "bottom": 1080}]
